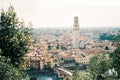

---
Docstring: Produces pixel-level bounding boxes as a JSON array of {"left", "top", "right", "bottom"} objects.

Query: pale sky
[{"left": 0, "top": 0, "right": 120, "bottom": 28}]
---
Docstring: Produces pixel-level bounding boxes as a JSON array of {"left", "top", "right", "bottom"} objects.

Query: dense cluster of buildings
[{"left": 24, "top": 16, "right": 116, "bottom": 72}]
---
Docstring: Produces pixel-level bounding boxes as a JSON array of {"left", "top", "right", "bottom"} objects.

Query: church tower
[{"left": 72, "top": 16, "right": 80, "bottom": 48}]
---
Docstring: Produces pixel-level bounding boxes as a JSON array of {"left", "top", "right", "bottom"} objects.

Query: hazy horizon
[{"left": 1, "top": 0, "right": 120, "bottom": 28}]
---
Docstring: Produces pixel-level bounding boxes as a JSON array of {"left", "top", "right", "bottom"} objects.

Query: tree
[
  {"left": 0, "top": 6, "right": 33, "bottom": 67},
  {"left": 48, "top": 45, "right": 51, "bottom": 50},
  {"left": 72, "top": 70, "right": 91, "bottom": 80},
  {"left": 109, "top": 33, "right": 120, "bottom": 79},
  {"left": 111, "top": 45, "right": 120, "bottom": 79},
  {"left": 100, "top": 33, "right": 120, "bottom": 41},
  {"left": 56, "top": 44, "right": 59, "bottom": 49},
  {"left": 78, "top": 71, "right": 91, "bottom": 80},
  {"left": 72, "top": 70, "right": 80, "bottom": 80},
  {"left": 105, "top": 46, "right": 109, "bottom": 50},
  {"left": 87, "top": 54, "right": 113, "bottom": 80},
  {"left": 0, "top": 56, "right": 22, "bottom": 80}
]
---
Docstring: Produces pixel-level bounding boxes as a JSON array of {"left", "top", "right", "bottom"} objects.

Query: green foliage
[
  {"left": 109, "top": 34, "right": 120, "bottom": 79},
  {"left": 56, "top": 44, "right": 59, "bottom": 49},
  {"left": 72, "top": 70, "right": 80, "bottom": 80},
  {"left": 0, "top": 56, "right": 22, "bottom": 80},
  {"left": 0, "top": 6, "right": 33, "bottom": 67},
  {"left": 105, "top": 46, "right": 109, "bottom": 50},
  {"left": 111, "top": 46, "right": 120, "bottom": 79},
  {"left": 100, "top": 33, "right": 120, "bottom": 41},
  {"left": 71, "top": 70, "right": 91, "bottom": 80},
  {"left": 48, "top": 45, "right": 51, "bottom": 50},
  {"left": 78, "top": 71, "right": 91, "bottom": 80},
  {"left": 116, "top": 34, "right": 120, "bottom": 47},
  {"left": 87, "top": 54, "right": 113, "bottom": 80},
  {"left": 20, "top": 59, "right": 30, "bottom": 70}
]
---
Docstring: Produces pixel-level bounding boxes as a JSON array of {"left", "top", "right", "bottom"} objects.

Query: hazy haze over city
[{"left": 0, "top": 0, "right": 120, "bottom": 28}]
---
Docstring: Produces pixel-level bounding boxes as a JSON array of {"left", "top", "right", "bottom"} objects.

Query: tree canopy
[
  {"left": 72, "top": 70, "right": 80, "bottom": 80},
  {"left": 0, "top": 56, "right": 22, "bottom": 80},
  {"left": 100, "top": 33, "right": 120, "bottom": 41},
  {"left": 87, "top": 54, "right": 115, "bottom": 80},
  {"left": 111, "top": 41, "right": 120, "bottom": 79},
  {"left": 0, "top": 6, "right": 33, "bottom": 67}
]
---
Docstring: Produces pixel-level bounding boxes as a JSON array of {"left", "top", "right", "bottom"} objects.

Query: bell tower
[{"left": 72, "top": 16, "right": 80, "bottom": 48}]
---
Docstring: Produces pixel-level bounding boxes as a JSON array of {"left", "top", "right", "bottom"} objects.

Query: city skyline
[{"left": 0, "top": 0, "right": 120, "bottom": 28}]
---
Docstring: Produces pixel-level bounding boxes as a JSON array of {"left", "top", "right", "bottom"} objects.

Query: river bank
[{"left": 23, "top": 68, "right": 63, "bottom": 80}]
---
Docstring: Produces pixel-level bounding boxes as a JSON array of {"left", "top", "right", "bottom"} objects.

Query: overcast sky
[{"left": 0, "top": 0, "right": 120, "bottom": 28}]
